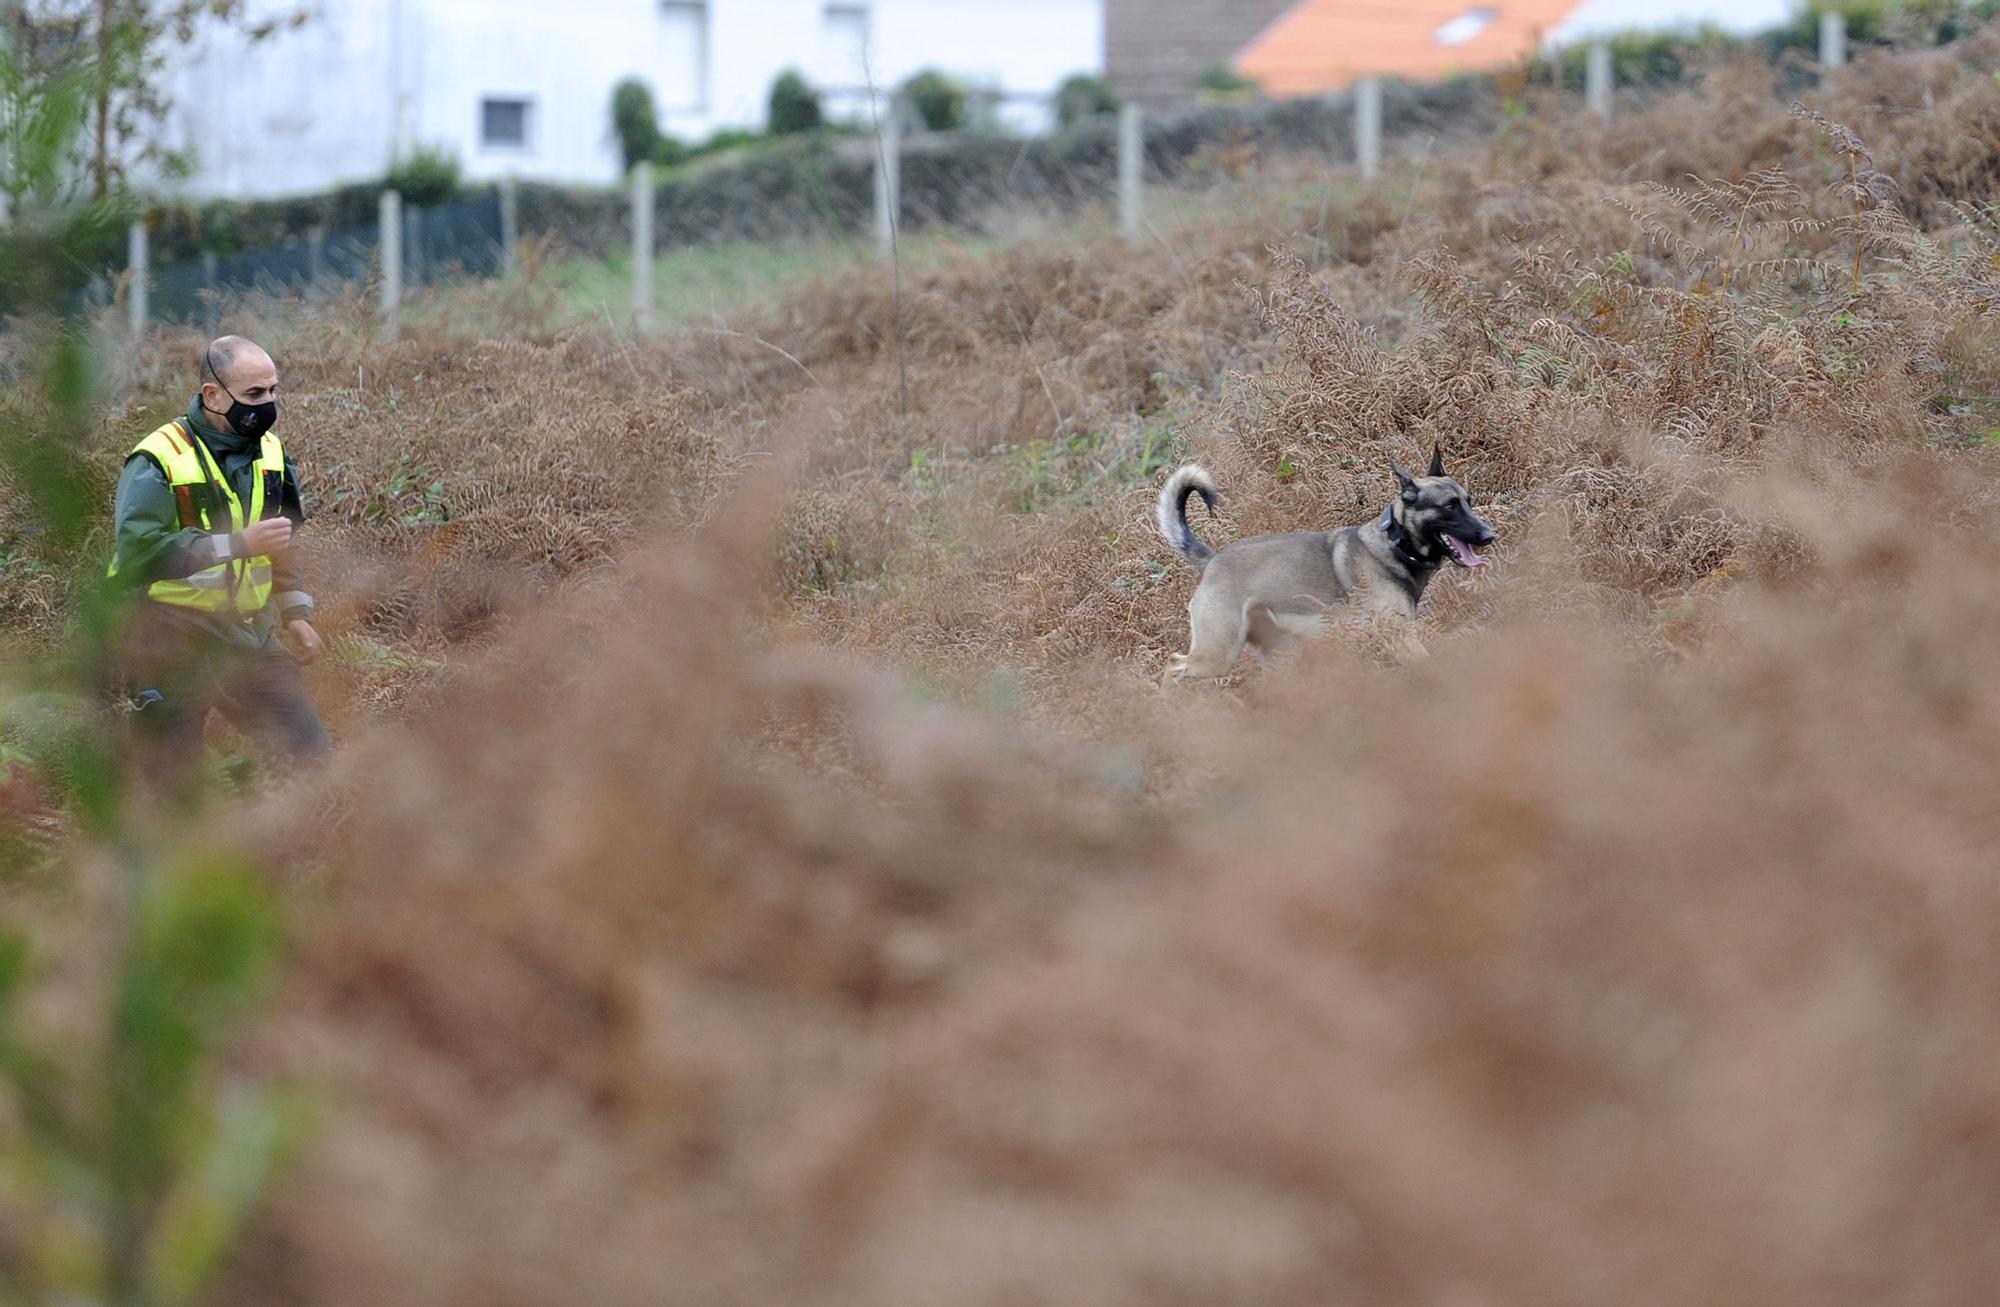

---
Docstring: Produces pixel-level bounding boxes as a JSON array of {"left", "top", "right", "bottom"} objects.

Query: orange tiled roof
[{"left": 1235, "top": 0, "right": 1583, "bottom": 96}]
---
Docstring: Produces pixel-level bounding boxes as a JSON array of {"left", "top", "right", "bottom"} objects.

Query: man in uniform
[{"left": 108, "top": 335, "right": 329, "bottom": 793}]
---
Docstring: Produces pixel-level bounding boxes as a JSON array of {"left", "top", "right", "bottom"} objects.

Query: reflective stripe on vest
[{"left": 108, "top": 419, "right": 286, "bottom": 617}]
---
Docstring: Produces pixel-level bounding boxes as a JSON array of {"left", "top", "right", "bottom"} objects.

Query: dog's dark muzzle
[{"left": 1441, "top": 519, "right": 1497, "bottom": 568}]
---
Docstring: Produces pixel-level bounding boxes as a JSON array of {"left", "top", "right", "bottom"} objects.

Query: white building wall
[
  {"left": 164, "top": 0, "right": 400, "bottom": 199},
  {"left": 869, "top": 0, "right": 1104, "bottom": 102},
  {"left": 401, "top": 0, "right": 678, "bottom": 186},
  {"left": 673, "top": 0, "right": 834, "bottom": 137},
  {"left": 160, "top": 0, "right": 1106, "bottom": 201}
]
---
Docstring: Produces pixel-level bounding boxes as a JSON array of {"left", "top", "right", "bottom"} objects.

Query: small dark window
[{"left": 481, "top": 97, "right": 531, "bottom": 149}]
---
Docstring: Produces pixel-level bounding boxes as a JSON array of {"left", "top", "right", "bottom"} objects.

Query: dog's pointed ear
[
  {"left": 1427, "top": 443, "right": 1445, "bottom": 478},
  {"left": 1390, "top": 459, "right": 1417, "bottom": 500}
]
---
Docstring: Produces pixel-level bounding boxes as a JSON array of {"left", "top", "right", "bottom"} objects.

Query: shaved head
[
  {"left": 200, "top": 335, "right": 272, "bottom": 391},
  {"left": 198, "top": 335, "right": 280, "bottom": 428}
]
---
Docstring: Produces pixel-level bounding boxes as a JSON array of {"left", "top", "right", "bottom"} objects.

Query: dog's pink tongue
[{"left": 1446, "top": 535, "right": 1489, "bottom": 568}]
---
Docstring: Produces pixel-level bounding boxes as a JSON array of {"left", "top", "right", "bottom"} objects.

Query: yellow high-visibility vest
[{"left": 108, "top": 418, "right": 286, "bottom": 616}]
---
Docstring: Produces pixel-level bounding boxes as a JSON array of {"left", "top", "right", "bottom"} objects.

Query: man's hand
[
  {"left": 240, "top": 516, "right": 293, "bottom": 557},
  {"left": 282, "top": 619, "right": 323, "bottom": 665}
]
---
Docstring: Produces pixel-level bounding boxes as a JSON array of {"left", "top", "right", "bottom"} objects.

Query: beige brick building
[{"left": 1104, "top": 0, "right": 1295, "bottom": 108}]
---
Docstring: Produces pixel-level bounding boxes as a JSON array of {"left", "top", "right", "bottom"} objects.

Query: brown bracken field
[{"left": 8, "top": 35, "right": 2000, "bottom": 1307}]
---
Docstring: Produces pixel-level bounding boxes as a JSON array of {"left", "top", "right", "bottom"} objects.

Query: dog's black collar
[{"left": 1379, "top": 505, "right": 1439, "bottom": 571}]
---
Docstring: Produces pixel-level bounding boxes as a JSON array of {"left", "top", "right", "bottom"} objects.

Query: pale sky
[{"left": 1549, "top": 0, "right": 1804, "bottom": 43}]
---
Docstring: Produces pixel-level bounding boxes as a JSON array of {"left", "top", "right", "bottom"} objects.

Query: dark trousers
[{"left": 124, "top": 605, "right": 331, "bottom": 796}]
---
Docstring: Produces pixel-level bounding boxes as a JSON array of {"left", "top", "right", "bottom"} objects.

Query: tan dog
[{"left": 1156, "top": 447, "right": 1496, "bottom": 677}]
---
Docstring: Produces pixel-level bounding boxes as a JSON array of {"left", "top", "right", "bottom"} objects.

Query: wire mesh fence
[{"left": 139, "top": 190, "right": 504, "bottom": 326}]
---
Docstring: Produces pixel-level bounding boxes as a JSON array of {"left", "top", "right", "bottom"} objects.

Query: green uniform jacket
[{"left": 109, "top": 396, "right": 315, "bottom": 653}]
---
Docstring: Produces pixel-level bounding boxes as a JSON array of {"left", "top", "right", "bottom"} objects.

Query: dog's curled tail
[{"left": 1156, "top": 464, "right": 1218, "bottom": 570}]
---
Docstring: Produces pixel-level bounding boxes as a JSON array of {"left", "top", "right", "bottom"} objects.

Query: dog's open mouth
[{"left": 1441, "top": 533, "right": 1490, "bottom": 568}]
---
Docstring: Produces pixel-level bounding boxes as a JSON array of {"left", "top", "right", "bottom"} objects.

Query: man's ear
[{"left": 1390, "top": 459, "right": 1417, "bottom": 501}]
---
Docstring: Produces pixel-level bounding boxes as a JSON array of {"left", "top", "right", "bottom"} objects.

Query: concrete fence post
[
  {"left": 499, "top": 173, "right": 520, "bottom": 274},
  {"left": 1820, "top": 10, "right": 1847, "bottom": 71},
  {"left": 1586, "top": 41, "right": 1613, "bottom": 120},
  {"left": 632, "top": 161, "right": 654, "bottom": 332},
  {"left": 1356, "top": 75, "right": 1383, "bottom": 183},
  {"left": 379, "top": 189, "right": 402, "bottom": 341},
  {"left": 1118, "top": 102, "right": 1144, "bottom": 245},
  {"left": 126, "top": 219, "right": 148, "bottom": 339},
  {"left": 874, "top": 93, "right": 901, "bottom": 259}
]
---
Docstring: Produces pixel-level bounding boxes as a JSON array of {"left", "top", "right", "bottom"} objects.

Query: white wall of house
[
  {"left": 166, "top": 0, "right": 402, "bottom": 200},
  {"left": 159, "top": 0, "right": 1106, "bottom": 201},
  {"left": 863, "top": 0, "right": 1106, "bottom": 125}
]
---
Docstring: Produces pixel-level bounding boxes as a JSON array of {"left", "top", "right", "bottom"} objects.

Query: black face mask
[
  {"left": 221, "top": 397, "right": 278, "bottom": 440},
  {"left": 204, "top": 345, "right": 278, "bottom": 439}
]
